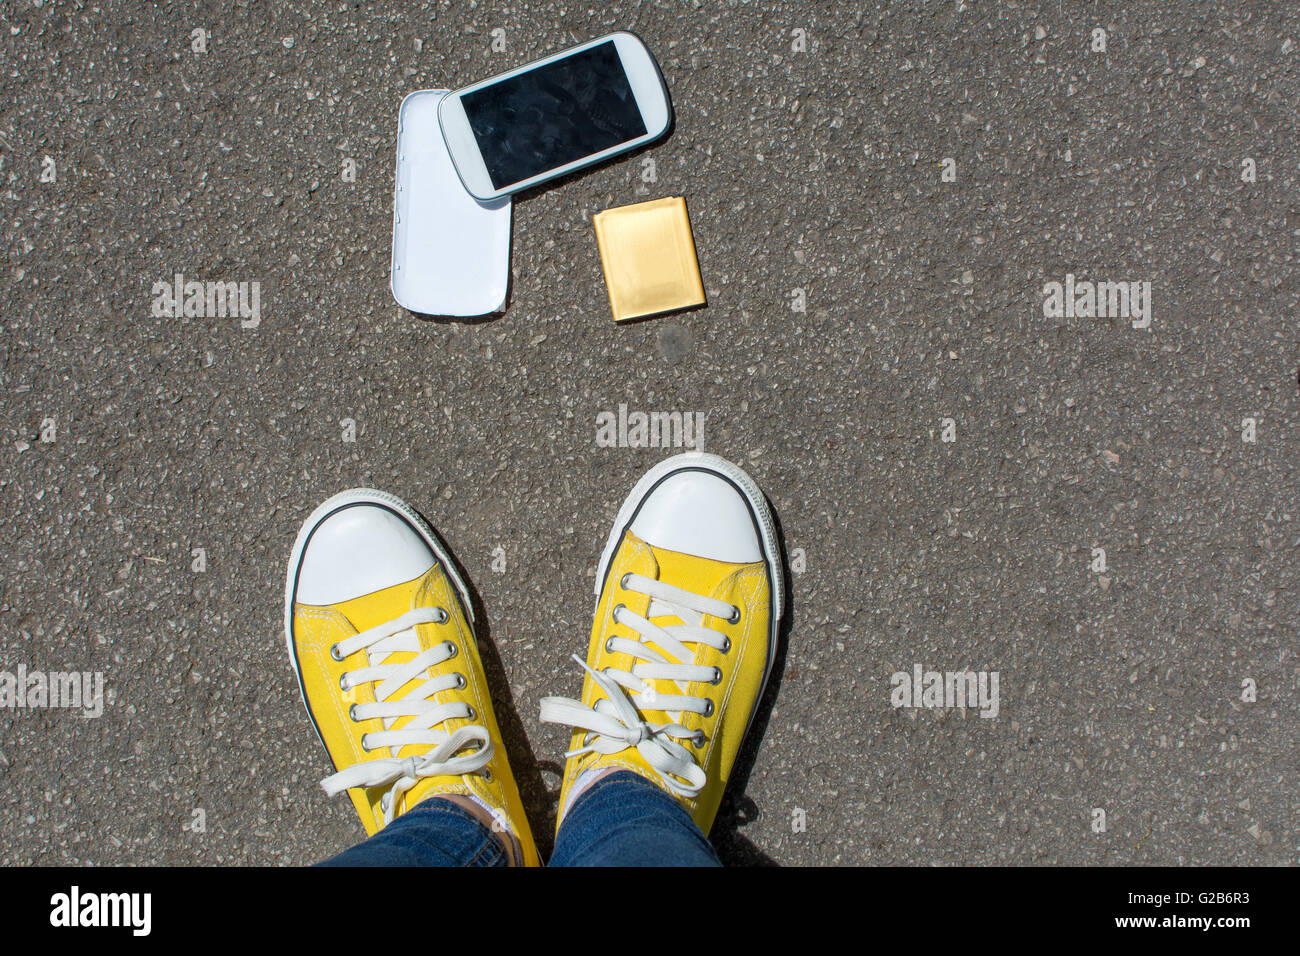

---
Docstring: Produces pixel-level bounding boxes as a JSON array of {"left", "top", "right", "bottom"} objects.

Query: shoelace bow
[
  {"left": 321, "top": 607, "right": 492, "bottom": 827},
  {"left": 540, "top": 572, "right": 738, "bottom": 798}
]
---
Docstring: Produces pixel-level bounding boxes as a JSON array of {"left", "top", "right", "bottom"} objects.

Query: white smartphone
[{"left": 438, "top": 32, "right": 672, "bottom": 200}]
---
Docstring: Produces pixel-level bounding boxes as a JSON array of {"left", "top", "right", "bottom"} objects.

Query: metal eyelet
[
  {"left": 605, "top": 636, "right": 617, "bottom": 653},
  {"left": 692, "top": 730, "right": 706, "bottom": 748},
  {"left": 454, "top": 672, "right": 467, "bottom": 689},
  {"left": 360, "top": 733, "right": 371, "bottom": 751},
  {"left": 348, "top": 704, "right": 359, "bottom": 721},
  {"left": 444, "top": 641, "right": 458, "bottom": 659},
  {"left": 620, "top": 572, "right": 632, "bottom": 589},
  {"left": 612, "top": 603, "right": 626, "bottom": 623},
  {"left": 481, "top": 767, "right": 493, "bottom": 782},
  {"left": 720, "top": 636, "right": 731, "bottom": 654},
  {"left": 726, "top": 605, "right": 741, "bottom": 624},
  {"left": 338, "top": 674, "right": 350, "bottom": 691},
  {"left": 329, "top": 644, "right": 344, "bottom": 662},
  {"left": 465, "top": 706, "right": 476, "bottom": 720},
  {"left": 709, "top": 666, "right": 723, "bottom": 685},
  {"left": 702, "top": 700, "right": 714, "bottom": 718}
]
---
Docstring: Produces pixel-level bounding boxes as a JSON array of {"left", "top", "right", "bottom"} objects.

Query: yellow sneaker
[
  {"left": 541, "top": 453, "right": 784, "bottom": 835},
  {"left": 284, "top": 489, "right": 539, "bottom": 865}
]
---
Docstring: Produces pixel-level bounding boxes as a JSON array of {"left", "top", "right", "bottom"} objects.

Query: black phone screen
[{"left": 460, "top": 41, "right": 649, "bottom": 190}]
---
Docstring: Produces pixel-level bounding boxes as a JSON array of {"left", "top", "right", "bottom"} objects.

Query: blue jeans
[{"left": 319, "top": 771, "right": 721, "bottom": 867}]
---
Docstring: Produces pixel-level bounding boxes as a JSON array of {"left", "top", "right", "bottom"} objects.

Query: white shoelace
[
  {"left": 540, "top": 573, "right": 738, "bottom": 798},
  {"left": 321, "top": 607, "right": 493, "bottom": 827}
]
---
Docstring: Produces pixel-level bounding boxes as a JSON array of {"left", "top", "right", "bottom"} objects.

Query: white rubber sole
[{"left": 593, "top": 452, "right": 786, "bottom": 707}]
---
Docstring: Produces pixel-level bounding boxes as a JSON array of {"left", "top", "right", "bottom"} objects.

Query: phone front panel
[{"left": 459, "top": 40, "right": 649, "bottom": 191}]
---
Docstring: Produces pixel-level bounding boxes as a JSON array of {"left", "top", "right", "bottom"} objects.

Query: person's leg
[
  {"left": 549, "top": 770, "right": 719, "bottom": 867},
  {"left": 319, "top": 797, "right": 510, "bottom": 867},
  {"left": 540, "top": 453, "right": 784, "bottom": 866},
  {"left": 285, "top": 488, "right": 539, "bottom": 866}
]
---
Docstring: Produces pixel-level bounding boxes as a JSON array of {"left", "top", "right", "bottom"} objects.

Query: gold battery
[{"left": 592, "top": 196, "right": 706, "bottom": 322}]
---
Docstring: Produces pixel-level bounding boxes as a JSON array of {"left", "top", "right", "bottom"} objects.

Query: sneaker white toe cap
[
  {"left": 295, "top": 503, "right": 435, "bottom": 605},
  {"left": 629, "top": 468, "right": 763, "bottom": 564}
]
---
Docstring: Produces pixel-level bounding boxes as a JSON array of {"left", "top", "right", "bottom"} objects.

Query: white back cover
[{"left": 391, "top": 90, "right": 512, "bottom": 316}]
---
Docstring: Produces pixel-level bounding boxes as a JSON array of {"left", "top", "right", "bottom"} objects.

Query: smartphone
[{"left": 438, "top": 32, "right": 672, "bottom": 200}]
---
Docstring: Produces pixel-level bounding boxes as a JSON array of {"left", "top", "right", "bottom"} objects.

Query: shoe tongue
[
  {"left": 368, "top": 631, "right": 420, "bottom": 741},
  {"left": 624, "top": 539, "right": 717, "bottom": 724},
  {"left": 331, "top": 575, "right": 441, "bottom": 759},
  {"left": 642, "top": 543, "right": 717, "bottom": 639},
  {"left": 641, "top": 594, "right": 702, "bottom": 725},
  {"left": 646, "top": 598, "right": 701, "bottom": 626},
  {"left": 330, "top": 571, "right": 427, "bottom": 631}
]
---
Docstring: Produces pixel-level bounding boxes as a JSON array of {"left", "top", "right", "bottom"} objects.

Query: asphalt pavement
[{"left": 0, "top": 0, "right": 1295, "bottom": 865}]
